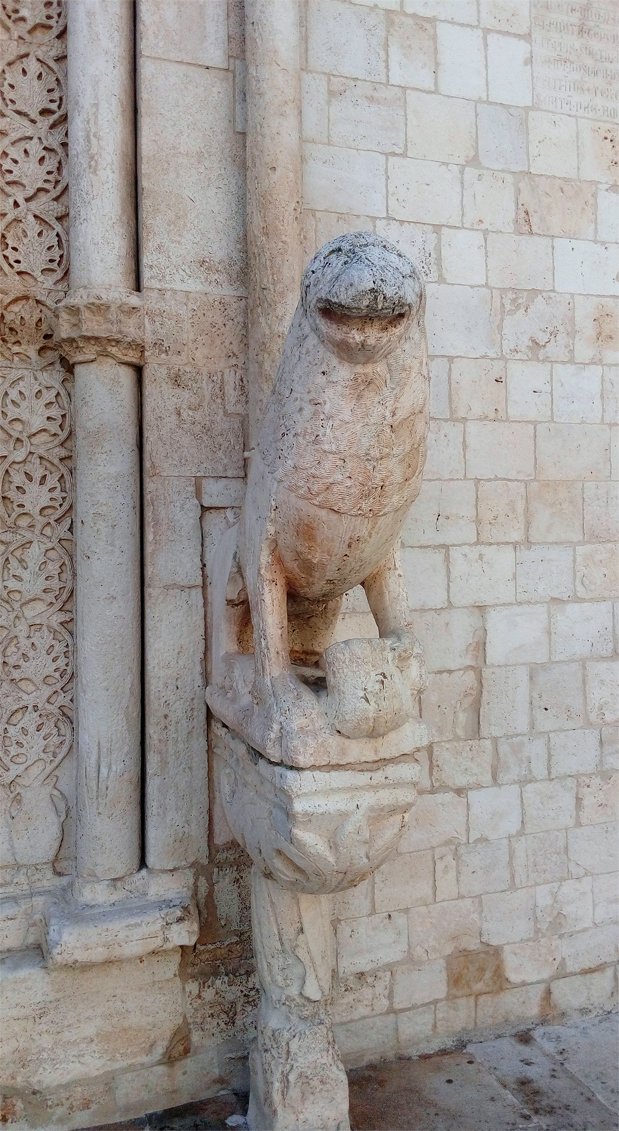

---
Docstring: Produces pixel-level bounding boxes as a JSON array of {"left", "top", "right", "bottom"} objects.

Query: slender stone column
[
  {"left": 66, "top": 0, "right": 141, "bottom": 879},
  {"left": 245, "top": 0, "right": 303, "bottom": 441}
]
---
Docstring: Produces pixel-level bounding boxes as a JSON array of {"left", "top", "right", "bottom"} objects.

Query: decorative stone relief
[
  {"left": 0, "top": 0, "right": 72, "bottom": 867},
  {"left": 207, "top": 233, "right": 430, "bottom": 1131}
]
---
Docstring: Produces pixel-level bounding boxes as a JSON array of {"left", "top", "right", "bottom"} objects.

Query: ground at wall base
[{"left": 92, "top": 1012, "right": 617, "bottom": 1130}]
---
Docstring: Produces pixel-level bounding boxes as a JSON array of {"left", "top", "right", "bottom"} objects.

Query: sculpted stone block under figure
[{"left": 207, "top": 232, "right": 430, "bottom": 1131}]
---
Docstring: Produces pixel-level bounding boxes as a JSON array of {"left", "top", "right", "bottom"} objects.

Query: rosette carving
[{"left": 0, "top": 0, "right": 71, "bottom": 868}]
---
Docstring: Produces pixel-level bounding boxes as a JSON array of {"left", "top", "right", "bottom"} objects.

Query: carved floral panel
[{"left": 0, "top": 0, "right": 72, "bottom": 868}]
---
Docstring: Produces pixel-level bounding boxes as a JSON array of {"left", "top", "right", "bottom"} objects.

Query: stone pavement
[{"left": 95, "top": 1012, "right": 618, "bottom": 1130}]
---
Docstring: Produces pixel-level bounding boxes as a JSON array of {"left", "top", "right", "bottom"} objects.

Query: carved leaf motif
[
  {"left": 0, "top": 54, "right": 63, "bottom": 123},
  {"left": 1, "top": 135, "right": 62, "bottom": 201},
  {"left": 0, "top": 0, "right": 65, "bottom": 41},
  {"left": 1, "top": 705, "right": 68, "bottom": 786},
  {"left": 1, "top": 212, "right": 65, "bottom": 284},
  {"left": 4, "top": 453, "right": 64, "bottom": 521},
  {"left": 3, "top": 539, "right": 67, "bottom": 613},
  {"left": 2, "top": 373, "right": 68, "bottom": 446},
  {"left": 2, "top": 623, "right": 71, "bottom": 693},
  {"left": 0, "top": 296, "right": 56, "bottom": 365}
]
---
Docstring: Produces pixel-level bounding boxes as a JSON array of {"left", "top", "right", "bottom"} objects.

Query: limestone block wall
[
  {"left": 297, "top": 0, "right": 619, "bottom": 1063},
  {"left": 152, "top": 0, "right": 618, "bottom": 1071}
]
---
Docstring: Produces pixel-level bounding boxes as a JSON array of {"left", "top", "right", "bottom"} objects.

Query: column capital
[{"left": 54, "top": 287, "right": 144, "bottom": 366}]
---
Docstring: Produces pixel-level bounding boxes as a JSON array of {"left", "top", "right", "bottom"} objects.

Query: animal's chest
[{"left": 272, "top": 365, "right": 427, "bottom": 517}]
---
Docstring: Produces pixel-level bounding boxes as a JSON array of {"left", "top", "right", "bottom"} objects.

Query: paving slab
[
  {"left": 469, "top": 1031, "right": 617, "bottom": 1131},
  {"left": 348, "top": 1051, "right": 540, "bottom": 1131},
  {"left": 534, "top": 1013, "right": 619, "bottom": 1113}
]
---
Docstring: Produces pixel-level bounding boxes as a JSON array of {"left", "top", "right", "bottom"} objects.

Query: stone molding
[{"left": 53, "top": 287, "right": 144, "bottom": 366}]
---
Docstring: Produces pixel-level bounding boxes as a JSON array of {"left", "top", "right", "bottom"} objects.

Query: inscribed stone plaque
[{"left": 532, "top": 0, "right": 619, "bottom": 122}]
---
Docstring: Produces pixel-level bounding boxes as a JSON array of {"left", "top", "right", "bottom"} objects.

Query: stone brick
[
  {"left": 337, "top": 911, "right": 408, "bottom": 976},
  {"left": 399, "top": 793, "right": 467, "bottom": 853},
  {"left": 437, "top": 23, "right": 485, "bottom": 99},
  {"left": 584, "top": 482, "right": 619, "bottom": 541},
  {"left": 537, "top": 424, "right": 610, "bottom": 480},
  {"left": 477, "top": 481, "right": 526, "bottom": 543},
  {"left": 396, "top": 1005, "right": 435, "bottom": 1053},
  {"left": 503, "top": 937, "right": 560, "bottom": 984},
  {"left": 335, "top": 1015, "right": 398, "bottom": 1066},
  {"left": 463, "top": 168, "right": 515, "bottom": 233},
  {"left": 409, "top": 898, "right": 481, "bottom": 961},
  {"left": 331, "top": 971, "right": 391, "bottom": 1025},
  {"left": 402, "top": 480, "right": 476, "bottom": 546},
  {"left": 401, "top": 546, "right": 448, "bottom": 610},
  {"left": 307, "top": 0, "right": 386, "bottom": 81},
  {"left": 486, "top": 604, "right": 549, "bottom": 665},
  {"left": 536, "top": 877, "right": 593, "bottom": 935},
  {"left": 578, "top": 119, "right": 619, "bottom": 186},
  {"left": 551, "top": 967, "right": 617, "bottom": 1014},
  {"left": 412, "top": 608, "right": 484, "bottom": 673},
  {"left": 549, "top": 729, "right": 601, "bottom": 778},
  {"left": 421, "top": 669, "right": 480, "bottom": 741},
  {"left": 301, "top": 72, "right": 328, "bottom": 143},
  {"left": 553, "top": 364, "right": 603, "bottom": 423},
  {"left": 451, "top": 359, "right": 505, "bottom": 420},
  {"left": 597, "top": 187, "right": 619, "bottom": 242},
  {"left": 145, "top": 366, "right": 244, "bottom": 477},
  {"left": 392, "top": 960, "right": 447, "bottom": 1009},
  {"left": 480, "top": 666, "right": 530, "bottom": 739},
  {"left": 517, "top": 176, "right": 595, "bottom": 240},
  {"left": 388, "top": 158, "right": 461, "bottom": 226},
  {"left": 554, "top": 239, "right": 619, "bottom": 297},
  {"left": 525, "top": 782, "right": 579, "bottom": 836},
  {"left": 447, "top": 949, "right": 504, "bottom": 997},
  {"left": 144, "top": 476, "right": 202, "bottom": 588},
  {"left": 469, "top": 784, "right": 522, "bottom": 841},
  {"left": 304, "top": 144, "right": 385, "bottom": 216},
  {"left": 435, "top": 997, "right": 476, "bottom": 1036},
  {"left": 429, "top": 356, "right": 450, "bottom": 416},
  {"left": 586, "top": 660, "right": 619, "bottom": 725},
  {"left": 496, "top": 735, "right": 548, "bottom": 784},
  {"left": 487, "top": 234, "right": 553, "bottom": 290},
  {"left": 450, "top": 546, "right": 516, "bottom": 607},
  {"left": 140, "top": 0, "right": 228, "bottom": 69},
  {"left": 329, "top": 78, "right": 405, "bottom": 154},
  {"left": 602, "top": 725, "right": 619, "bottom": 770},
  {"left": 506, "top": 361, "right": 552, "bottom": 421},
  {"left": 404, "top": 0, "right": 477, "bottom": 21},
  {"left": 426, "top": 285, "right": 501, "bottom": 357},
  {"left": 441, "top": 230, "right": 486, "bottom": 286},
  {"left": 502, "top": 291, "right": 573, "bottom": 362},
  {"left": 433, "top": 740, "right": 493, "bottom": 790},
  {"left": 561, "top": 925, "right": 618, "bottom": 975},
  {"left": 576, "top": 544, "right": 619, "bottom": 599},
  {"left": 575, "top": 297, "right": 619, "bottom": 364},
  {"left": 374, "top": 851, "right": 434, "bottom": 912},
  {"left": 376, "top": 219, "right": 439, "bottom": 281},
  {"left": 334, "top": 877, "right": 373, "bottom": 921},
  {"left": 516, "top": 545, "right": 574, "bottom": 602},
  {"left": 388, "top": 12, "right": 435, "bottom": 90},
  {"left": 578, "top": 772, "right": 619, "bottom": 827},
  {"left": 486, "top": 32, "right": 531, "bottom": 105},
  {"left": 479, "top": 0, "right": 530, "bottom": 33},
  {"left": 568, "top": 822, "right": 619, "bottom": 876},
  {"left": 528, "top": 110, "right": 578, "bottom": 178},
  {"left": 435, "top": 845, "right": 459, "bottom": 902},
  {"left": 603, "top": 365, "right": 619, "bottom": 421},
  {"left": 593, "top": 873, "right": 618, "bottom": 926},
  {"left": 511, "top": 829, "right": 568, "bottom": 887},
  {"left": 531, "top": 663, "right": 586, "bottom": 733},
  {"left": 550, "top": 602, "right": 613, "bottom": 661},
  {"left": 481, "top": 889, "right": 535, "bottom": 945},
  {"left": 458, "top": 840, "right": 510, "bottom": 897},
  {"left": 527, "top": 482, "right": 583, "bottom": 543},
  {"left": 423, "top": 420, "right": 464, "bottom": 479},
  {"left": 407, "top": 91, "right": 476, "bottom": 164},
  {"left": 478, "top": 105, "right": 527, "bottom": 171}
]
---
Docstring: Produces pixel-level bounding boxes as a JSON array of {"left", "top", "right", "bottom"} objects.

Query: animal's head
[{"left": 301, "top": 231, "right": 425, "bottom": 364}]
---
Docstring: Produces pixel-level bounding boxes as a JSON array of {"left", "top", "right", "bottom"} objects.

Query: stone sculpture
[{"left": 207, "top": 232, "right": 430, "bottom": 1131}]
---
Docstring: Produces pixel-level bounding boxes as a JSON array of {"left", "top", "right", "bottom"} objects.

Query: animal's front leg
[{"left": 363, "top": 549, "right": 426, "bottom": 694}]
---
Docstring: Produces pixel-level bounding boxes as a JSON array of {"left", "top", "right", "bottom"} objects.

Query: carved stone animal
[{"left": 236, "top": 231, "right": 429, "bottom": 748}]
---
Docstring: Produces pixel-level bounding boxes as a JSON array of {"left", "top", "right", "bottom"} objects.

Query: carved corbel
[{"left": 53, "top": 287, "right": 144, "bottom": 366}]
